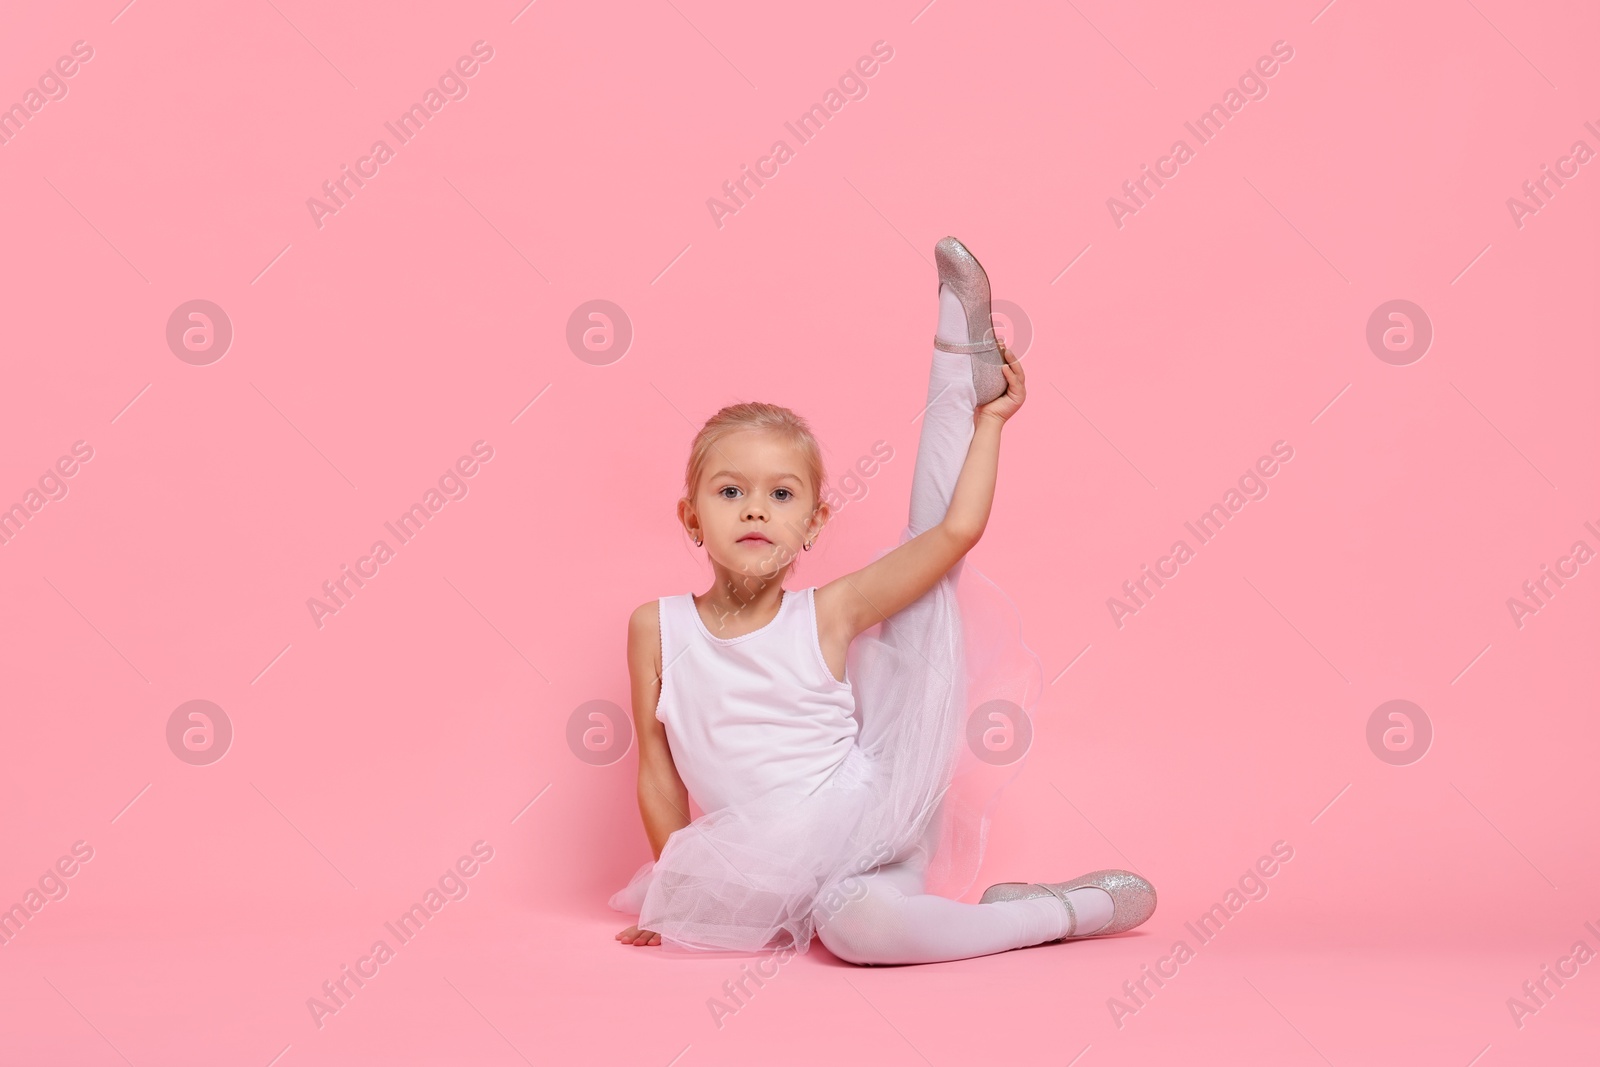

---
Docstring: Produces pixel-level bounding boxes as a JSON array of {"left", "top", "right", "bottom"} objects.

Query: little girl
[{"left": 610, "top": 237, "right": 1157, "bottom": 965}]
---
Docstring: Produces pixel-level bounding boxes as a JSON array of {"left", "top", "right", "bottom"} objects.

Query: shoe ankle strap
[
  {"left": 932, "top": 335, "right": 998, "bottom": 354},
  {"left": 1039, "top": 883, "right": 1077, "bottom": 937}
]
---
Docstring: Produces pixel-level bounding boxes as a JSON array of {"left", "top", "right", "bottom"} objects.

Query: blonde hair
[{"left": 683, "top": 401, "right": 826, "bottom": 536}]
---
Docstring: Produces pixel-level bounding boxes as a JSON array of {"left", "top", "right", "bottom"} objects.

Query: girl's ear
[{"left": 676, "top": 498, "right": 701, "bottom": 545}]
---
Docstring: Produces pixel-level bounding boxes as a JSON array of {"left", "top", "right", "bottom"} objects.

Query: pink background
[{"left": 2, "top": 0, "right": 1596, "bottom": 1063}]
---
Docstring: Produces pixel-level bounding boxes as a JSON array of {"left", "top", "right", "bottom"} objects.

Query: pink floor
[
  {"left": 3, "top": 0, "right": 1597, "bottom": 1063},
  {"left": 5, "top": 840, "right": 1599, "bottom": 1064}
]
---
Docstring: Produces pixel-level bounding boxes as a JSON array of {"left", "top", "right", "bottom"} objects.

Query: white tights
[
  {"left": 814, "top": 829, "right": 1075, "bottom": 965},
  {"left": 812, "top": 343, "right": 1080, "bottom": 966}
]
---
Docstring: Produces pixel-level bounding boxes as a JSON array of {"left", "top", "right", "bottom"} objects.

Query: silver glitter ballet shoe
[
  {"left": 979, "top": 869, "right": 1157, "bottom": 940},
  {"left": 933, "top": 236, "right": 1007, "bottom": 406}
]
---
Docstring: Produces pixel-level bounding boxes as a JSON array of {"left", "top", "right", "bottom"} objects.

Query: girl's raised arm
[{"left": 818, "top": 345, "right": 1025, "bottom": 644}]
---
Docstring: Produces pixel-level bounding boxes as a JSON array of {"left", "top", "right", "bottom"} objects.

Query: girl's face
[{"left": 687, "top": 429, "right": 826, "bottom": 579}]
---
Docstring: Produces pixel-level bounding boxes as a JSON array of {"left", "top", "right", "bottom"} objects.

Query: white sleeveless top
[{"left": 655, "top": 586, "right": 860, "bottom": 814}]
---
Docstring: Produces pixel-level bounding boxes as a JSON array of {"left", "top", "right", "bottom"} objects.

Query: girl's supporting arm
[{"left": 628, "top": 601, "right": 690, "bottom": 858}]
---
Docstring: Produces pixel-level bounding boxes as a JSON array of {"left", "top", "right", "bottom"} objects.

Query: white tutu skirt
[{"left": 608, "top": 534, "right": 1043, "bottom": 956}]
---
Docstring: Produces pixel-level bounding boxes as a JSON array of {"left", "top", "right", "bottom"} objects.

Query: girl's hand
[
  {"left": 616, "top": 924, "right": 662, "bottom": 946},
  {"left": 976, "top": 340, "right": 1026, "bottom": 424}
]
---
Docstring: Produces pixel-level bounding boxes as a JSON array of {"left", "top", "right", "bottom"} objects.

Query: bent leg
[{"left": 813, "top": 852, "right": 1067, "bottom": 966}]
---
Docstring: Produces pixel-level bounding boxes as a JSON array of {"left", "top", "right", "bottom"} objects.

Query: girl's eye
[{"left": 718, "top": 486, "right": 793, "bottom": 500}]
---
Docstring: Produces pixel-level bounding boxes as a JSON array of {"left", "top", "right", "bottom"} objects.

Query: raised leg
[{"left": 906, "top": 349, "right": 979, "bottom": 542}]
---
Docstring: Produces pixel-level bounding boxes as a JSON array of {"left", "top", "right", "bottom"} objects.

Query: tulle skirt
[{"left": 608, "top": 534, "right": 1042, "bottom": 956}]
